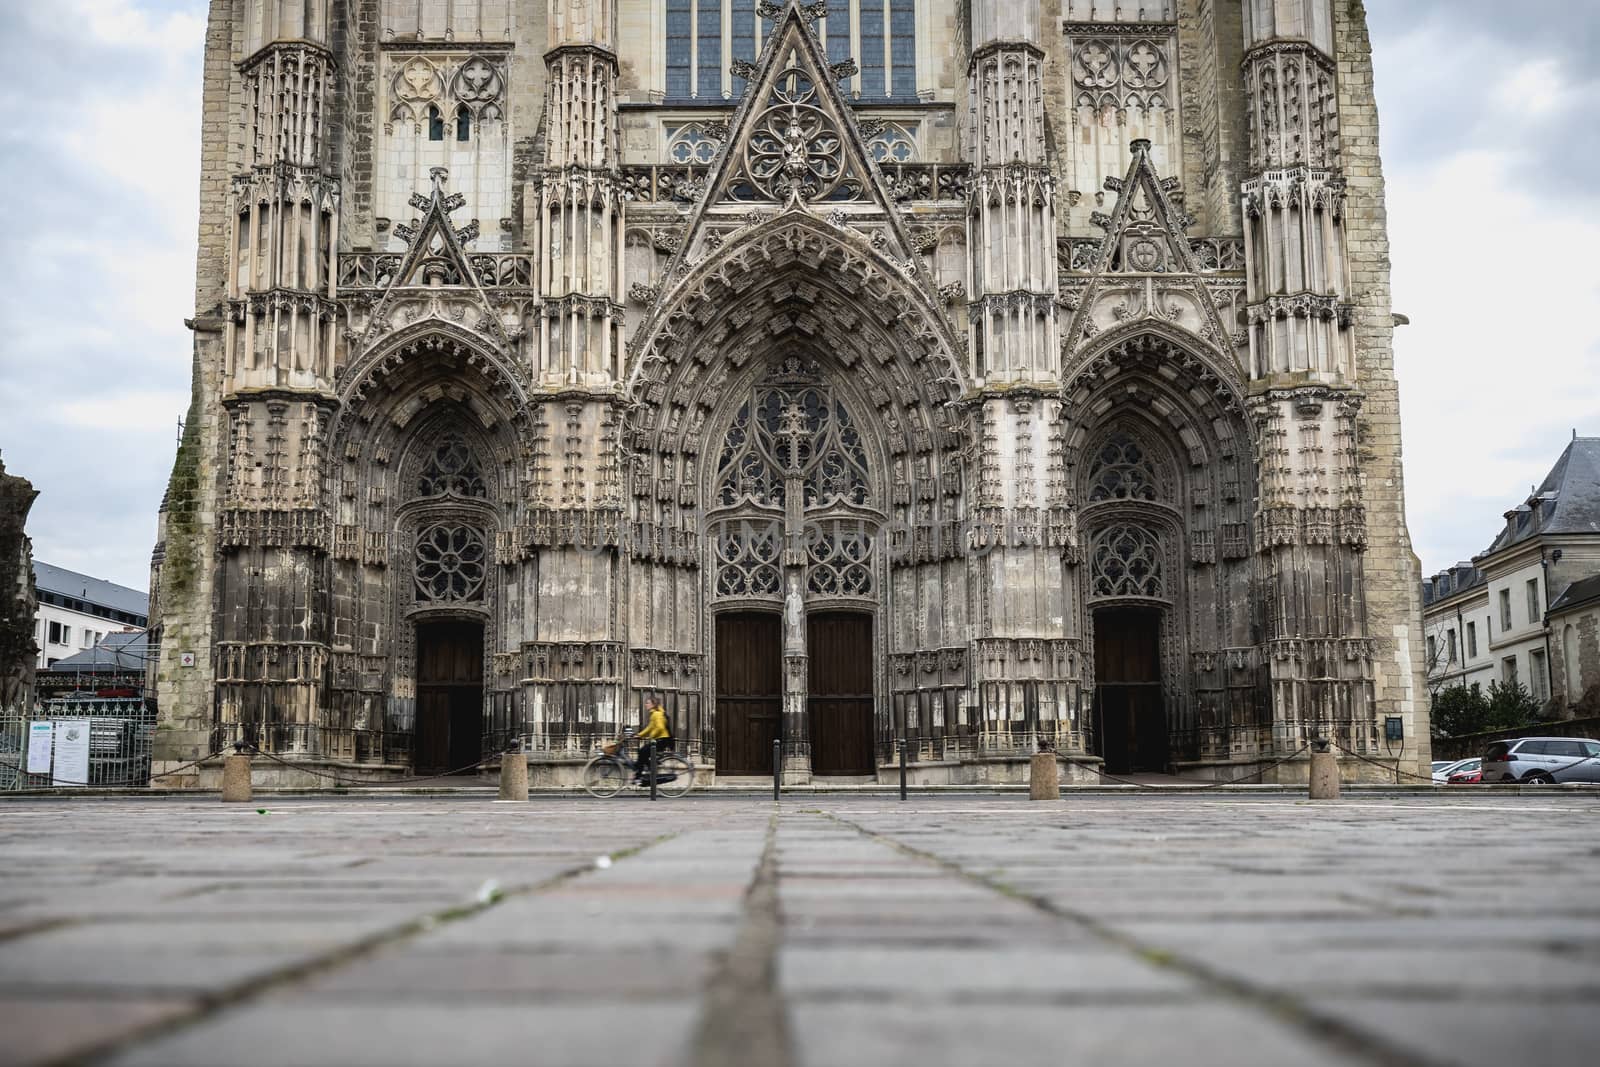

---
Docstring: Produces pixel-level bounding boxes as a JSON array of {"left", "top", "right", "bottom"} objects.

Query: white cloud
[
  {"left": 1386, "top": 116, "right": 1600, "bottom": 573},
  {"left": 0, "top": 0, "right": 205, "bottom": 588}
]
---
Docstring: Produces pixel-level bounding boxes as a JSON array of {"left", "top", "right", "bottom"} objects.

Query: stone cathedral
[{"left": 149, "top": 0, "right": 1432, "bottom": 787}]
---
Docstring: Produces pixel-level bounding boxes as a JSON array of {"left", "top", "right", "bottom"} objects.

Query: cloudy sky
[{"left": 0, "top": 1, "right": 1596, "bottom": 592}]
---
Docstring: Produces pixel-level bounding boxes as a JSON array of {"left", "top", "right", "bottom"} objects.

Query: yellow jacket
[{"left": 637, "top": 706, "right": 670, "bottom": 740}]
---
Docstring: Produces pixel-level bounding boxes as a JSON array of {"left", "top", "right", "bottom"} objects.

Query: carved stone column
[
  {"left": 520, "top": 2, "right": 631, "bottom": 752},
  {"left": 1240, "top": 1, "right": 1375, "bottom": 762},
  {"left": 210, "top": 3, "right": 340, "bottom": 764},
  {"left": 965, "top": 2, "right": 1083, "bottom": 775}
]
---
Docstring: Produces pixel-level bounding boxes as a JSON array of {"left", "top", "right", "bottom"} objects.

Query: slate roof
[
  {"left": 33, "top": 562, "right": 149, "bottom": 619},
  {"left": 1422, "top": 561, "right": 1486, "bottom": 608},
  {"left": 39, "top": 629, "right": 152, "bottom": 674},
  {"left": 1550, "top": 574, "right": 1600, "bottom": 615},
  {"left": 1479, "top": 437, "right": 1600, "bottom": 558}
]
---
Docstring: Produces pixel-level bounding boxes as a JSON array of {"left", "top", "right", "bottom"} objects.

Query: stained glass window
[{"left": 663, "top": 2, "right": 918, "bottom": 103}]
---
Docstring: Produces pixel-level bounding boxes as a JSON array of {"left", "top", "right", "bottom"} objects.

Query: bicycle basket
[{"left": 601, "top": 741, "right": 619, "bottom": 756}]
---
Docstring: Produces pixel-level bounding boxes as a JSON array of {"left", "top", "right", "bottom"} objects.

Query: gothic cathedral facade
[{"left": 149, "top": 0, "right": 1432, "bottom": 786}]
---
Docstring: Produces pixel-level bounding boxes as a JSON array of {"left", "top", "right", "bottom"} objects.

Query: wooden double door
[
  {"left": 714, "top": 610, "right": 875, "bottom": 776},
  {"left": 414, "top": 620, "right": 484, "bottom": 775},
  {"left": 1092, "top": 607, "right": 1168, "bottom": 775}
]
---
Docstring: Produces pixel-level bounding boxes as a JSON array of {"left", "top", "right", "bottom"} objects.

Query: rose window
[
  {"left": 414, "top": 523, "right": 487, "bottom": 602},
  {"left": 741, "top": 68, "right": 857, "bottom": 202}
]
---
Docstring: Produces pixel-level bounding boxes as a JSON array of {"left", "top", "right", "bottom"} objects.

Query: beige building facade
[
  {"left": 149, "top": 0, "right": 1430, "bottom": 786},
  {"left": 1425, "top": 437, "right": 1600, "bottom": 717}
]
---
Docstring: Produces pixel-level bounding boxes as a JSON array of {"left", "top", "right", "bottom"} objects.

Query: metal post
[
  {"left": 898, "top": 738, "right": 907, "bottom": 800},
  {"left": 773, "top": 738, "right": 782, "bottom": 801},
  {"left": 649, "top": 744, "right": 658, "bottom": 802}
]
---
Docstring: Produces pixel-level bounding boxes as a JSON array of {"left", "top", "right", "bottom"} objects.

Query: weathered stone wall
[
  {"left": 152, "top": 0, "right": 1432, "bottom": 785},
  {"left": 1333, "top": 0, "right": 1432, "bottom": 768},
  {"left": 0, "top": 455, "right": 38, "bottom": 711}
]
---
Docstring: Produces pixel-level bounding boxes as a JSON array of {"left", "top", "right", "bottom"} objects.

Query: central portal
[
  {"left": 1092, "top": 607, "right": 1167, "bottom": 775},
  {"left": 414, "top": 619, "right": 484, "bottom": 774},
  {"left": 807, "top": 611, "right": 875, "bottom": 775}
]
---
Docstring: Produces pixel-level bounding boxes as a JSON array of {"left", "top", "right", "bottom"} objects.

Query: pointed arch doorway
[{"left": 706, "top": 357, "right": 883, "bottom": 778}]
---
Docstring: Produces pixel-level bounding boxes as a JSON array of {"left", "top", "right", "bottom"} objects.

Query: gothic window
[
  {"left": 414, "top": 523, "right": 487, "bottom": 602},
  {"left": 1090, "top": 524, "right": 1164, "bottom": 600},
  {"left": 667, "top": 124, "right": 722, "bottom": 164},
  {"left": 664, "top": 2, "right": 918, "bottom": 103},
  {"left": 867, "top": 122, "right": 917, "bottom": 163},
  {"left": 713, "top": 519, "right": 783, "bottom": 599},
  {"left": 1086, "top": 430, "right": 1169, "bottom": 504},
  {"left": 417, "top": 436, "right": 487, "bottom": 499},
  {"left": 715, "top": 382, "right": 869, "bottom": 509},
  {"left": 740, "top": 67, "right": 855, "bottom": 201},
  {"left": 806, "top": 519, "right": 874, "bottom": 597},
  {"left": 456, "top": 105, "right": 471, "bottom": 141},
  {"left": 427, "top": 105, "right": 444, "bottom": 141}
]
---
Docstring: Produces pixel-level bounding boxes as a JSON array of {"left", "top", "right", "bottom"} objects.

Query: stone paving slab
[{"left": 0, "top": 794, "right": 1597, "bottom": 1065}]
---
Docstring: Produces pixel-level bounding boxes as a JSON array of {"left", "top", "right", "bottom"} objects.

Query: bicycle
[{"left": 582, "top": 739, "right": 695, "bottom": 798}]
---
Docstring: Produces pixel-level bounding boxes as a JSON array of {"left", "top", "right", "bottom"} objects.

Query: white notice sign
[
  {"left": 51, "top": 721, "right": 91, "bottom": 786},
  {"left": 26, "top": 721, "right": 53, "bottom": 775}
]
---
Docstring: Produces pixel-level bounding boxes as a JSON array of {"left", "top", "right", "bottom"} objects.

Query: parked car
[
  {"left": 1446, "top": 762, "right": 1481, "bottom": 784},
  {"left": 1432, "top": 757, "right": 1479, "bottom": 783},
  {"left": 1481, "top": 737, "right": 1600, "bottom": 784}
]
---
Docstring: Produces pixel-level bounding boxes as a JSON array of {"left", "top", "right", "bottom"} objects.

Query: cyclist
[{"left": 632, "top": 700, "right": 672, "bottom": 785}]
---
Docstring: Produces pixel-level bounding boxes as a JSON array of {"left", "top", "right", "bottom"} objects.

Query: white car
[{"left": 1431, "top": 757, "right": 1479, "bottom": 783}]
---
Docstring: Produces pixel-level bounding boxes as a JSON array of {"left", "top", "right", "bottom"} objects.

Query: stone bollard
[
  {"left": 498, "top": 742, "right": 528, "bottom": 802},
  {"left": 220, "top": 752, "right": 253, "bottom": 803},
  {"left": 1029, "top": 749, "right": 1060, "bottom": 800},
  {"left": 1308, "top": 739, "right": 1340, "bottom": 800}
]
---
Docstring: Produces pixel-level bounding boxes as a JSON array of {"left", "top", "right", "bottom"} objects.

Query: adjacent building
[
  {"left": 1420, "top": 562, "right": 1493, "bottom": 694},
  {"left": 1423, "top": 436, "right": 1600, "bottom": 716},
  {"left": 149, "top": 1, "right": 1430, "bottom": 786},
  {"left": 33, "top": 563, "right": 149, "bottom": 670}
]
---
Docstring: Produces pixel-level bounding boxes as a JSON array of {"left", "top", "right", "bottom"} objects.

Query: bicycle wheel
[
  {"left": 582, "top": 756, "right": 627, "bottom": 798},
  {"left": 653, "top": 753, "right": 695, "bottom": 798}
]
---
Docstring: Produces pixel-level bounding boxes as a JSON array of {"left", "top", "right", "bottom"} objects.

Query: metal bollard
[
  {"left": 649, "top": 744, "right": 658, "bottom": 802},
  {"left": 1029, "top": 742, "right": 1059, "bottom": 801},
  {"left": 773, "top": 739, "right": 782, "bottom": 801},
  {"left": 498, "top": 739, "right": 528, "bottom": 802},
  {"left": 221, "top": 748, "right": 252, "bottom": 803},
  {"left": 898, "top": 739, "right": 907, "bottom": 800},
  {"left": 1308, "top": 738, "right": 1340, "bottom": 800}
]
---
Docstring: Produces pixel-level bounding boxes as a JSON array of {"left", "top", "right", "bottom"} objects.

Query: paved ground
[{"left": 0, "top": 795, "right": 1597, "bottom": 1066}]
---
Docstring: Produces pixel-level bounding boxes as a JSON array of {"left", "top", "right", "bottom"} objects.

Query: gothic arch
[
  {"left": 622, "top": 212, "right": 972, "bottom": 775},
  {"left": 1062, "top": 327, "right": 1263, "bottom": 766}
]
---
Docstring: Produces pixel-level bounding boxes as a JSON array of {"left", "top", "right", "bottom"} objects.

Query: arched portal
[
  {"left": 625, "top": 213, "right": 969, "bottom": 781},
  {"left": 1064, "top": 328, "right": 1262, "bottom": 770},
  {"left": 324, "top": 328, "right": 530, "bottom": 773}
]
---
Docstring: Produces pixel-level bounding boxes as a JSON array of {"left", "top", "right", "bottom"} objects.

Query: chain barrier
[
  {"left": 243, "top": 744, "right": 502, "bottom": 787},
  {"left": 1065, "top": 744, "right": 1312, "bottom": 792},
  {"left": 1329, "top": 742, "right": 1438, "bottom": 785}
]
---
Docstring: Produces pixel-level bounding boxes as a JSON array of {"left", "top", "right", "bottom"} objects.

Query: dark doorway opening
[
  {"left": 808, "top": 611, "right": 875, "bottom": 776},
  {"left": 715, "top": 611, "right": 782, "bottom": 775},
  {"left": 415, "top": 619, "right": 484, "bottom": 775},
  {"left": 1093, "top": 606, "right": 1168, "bottom": 775}
]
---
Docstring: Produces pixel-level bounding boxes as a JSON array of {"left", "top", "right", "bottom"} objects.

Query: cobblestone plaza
[{"left": 0, "top": 793, "right": 1596, "bottom": 1065}]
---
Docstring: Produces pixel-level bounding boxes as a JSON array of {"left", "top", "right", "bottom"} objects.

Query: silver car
[{"left": 1480, "top": 737, "right": 1600, "bottom": 784}]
